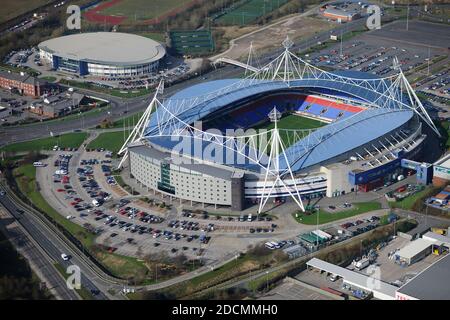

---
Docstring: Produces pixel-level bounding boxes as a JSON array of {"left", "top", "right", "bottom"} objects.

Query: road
[
  {"left": 0, "top": 179, "right": 254, "bottom": 297},
  {"left": 0, "top": 207, "right": 79, "bottom": 300},
  {"left": 0, "top": 9, "right": 409, "bottom": 299},
  {"left": 0, "top": 186, "right": 109, "bottom": 300},
  {"left": 0, "top": 14, "right": 368, "bottom": 146},
  {"left": 189, "top": 209, "right": 450, "bottom": 298}
]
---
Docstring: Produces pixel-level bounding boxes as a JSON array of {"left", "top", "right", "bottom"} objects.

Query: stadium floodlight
[
  {"left": 117, "top": 80, "right": 164, "bottom": 168},
  {"left": 258, "top": 107, "right": 305, "bottom": 213},
  {"left": 117, "top": 38, "right": 439, "bottom": 212}
]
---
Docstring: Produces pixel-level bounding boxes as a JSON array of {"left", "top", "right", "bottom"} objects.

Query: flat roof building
[
  {"left": 323, "top": 7, "right": 361, "bottom": 22},
  {"left": 395, "top": 238, "right": 435, "bottom": 265},
  {"left": 38, "top": 32, "right": 166, "bottom": 77},
  {"left": 306, "top": 258, "right": 398, "bottom": 300},
  {"left": 396, "top": 254, "right": 450, "bottom": 300}
]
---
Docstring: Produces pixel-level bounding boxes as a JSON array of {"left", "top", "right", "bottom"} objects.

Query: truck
[{"left": 353, "top": 257, "right": 370, "bottom": 270}]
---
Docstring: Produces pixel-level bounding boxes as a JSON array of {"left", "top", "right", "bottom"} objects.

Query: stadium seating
[
  {"left": 203, "top": 93, "right": 365, "bottom": 131},
  {"left": 296, "top": 95, "right": 364, "bottom": 121}
]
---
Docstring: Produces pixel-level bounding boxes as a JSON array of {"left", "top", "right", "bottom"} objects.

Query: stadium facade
[
  {"left": 119, "top": 40, "right": 438, "bottom": 212},
  {"left": 38, "top": 32, "right": 165, "bottom": 77}
]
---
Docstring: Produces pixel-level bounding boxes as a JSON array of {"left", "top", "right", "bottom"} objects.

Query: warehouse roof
[
  {"left": 306, "top": 258, "right": 397, "bottom": 299},
  {"left": 422, "top": 232, "right": 450, "bottom": 247},
  {"left": 396, "top": 238, "right": 435, "bottom": 260},
  {"left": 38, "top": 32, "right": 166, "bottom": 66},
  {"left": 397, "top": 254, "right": 450, "bottom": 300}
]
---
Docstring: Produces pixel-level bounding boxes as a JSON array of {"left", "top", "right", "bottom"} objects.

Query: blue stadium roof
[
  {"left": 145, "top": 74, "right": 413, "bottom": 173},
  {"left": 281, "top": 108, "right": 414, "bottom": 172}
]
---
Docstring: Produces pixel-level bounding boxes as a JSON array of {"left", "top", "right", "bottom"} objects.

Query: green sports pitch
[
  {"left": 100, "top": 0, "right": 193, "bottom": 21},
  {"left": 251, "top": 113, "right": 326, "bottom": 148},
  {"left": 214, "top": 0, "right": 289, "bottom": 26}
]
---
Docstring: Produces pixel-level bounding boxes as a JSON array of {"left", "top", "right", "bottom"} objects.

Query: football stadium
[
  {"left": 38, "top": 32, "right": 166, "bottom": 77},
  {"left": 119, "top": 39, "right": 438, "bottom": 213}
]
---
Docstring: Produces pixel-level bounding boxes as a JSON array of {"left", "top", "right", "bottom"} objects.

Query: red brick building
[{"left": 0, "top": 70, "right": 45, "bottom": 97}]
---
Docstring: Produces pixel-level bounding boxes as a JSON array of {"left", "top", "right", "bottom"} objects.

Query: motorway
[
  {"left": 0, "top": 207, "right": 79, "bottom": 300},
  {"left": 0, "top": 185, "right": 109, "bottom": 300},
  {"left": 0, "top": 9, "right": 408, "bottom": 300},
  {"left": 0, "top": 179, "right": 250, "bottom": 299}
]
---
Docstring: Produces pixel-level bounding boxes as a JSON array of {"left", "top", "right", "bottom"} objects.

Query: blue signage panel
[{"left": 349, "top": 158, "right": 401, "bottom": 185}]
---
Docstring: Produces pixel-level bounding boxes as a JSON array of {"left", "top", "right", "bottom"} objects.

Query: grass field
[
  {"left": 0, "top": 0, "right": 51, "bottom": 24},
  {"left": 215, "top": 0, "right": 289, "bottom": 26},
  {"left": 1, "top": 132, "right": 88, "bottom": 153},
  {"left": 438, "top": 120, "right": 450, "bottom": 148},
  {"left": 253, "top": 114, "right": 326, "bottom": 148},
  {"left": 87, "top": 131, "right": 129, "bottom": 154},
  {"left": 293, "top": 201, "right": 382, "bottom": 225},
  {"left": 39, "top": 76, "right": 57, "bottom": 83},
  {"left": 388, "top": 186, "right": 436, "bottom": 210},
  {"left": 138, "top": 32, "right": 166, "bottom": 43},
  {"left": 101, "top": 0, "right": 192, "bottom": 21},
  {"left": 112, "top": 111, "right": 144, "bottom": 128}
]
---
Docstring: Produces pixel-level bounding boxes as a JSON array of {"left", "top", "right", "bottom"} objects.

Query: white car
[
  {"left": 66, "top": 215, "right": 74, "bottom": 220},
  {"left": 61, "top": 253, "right": 70, "bottom": 261}
]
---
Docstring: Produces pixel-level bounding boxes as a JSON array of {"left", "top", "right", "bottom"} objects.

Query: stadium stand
[
  {"left": 295, "top": 95, "right": 364, "bottom": 122},
  {"left": 202, "top": 93, "right": 367, "bottom": 131}
]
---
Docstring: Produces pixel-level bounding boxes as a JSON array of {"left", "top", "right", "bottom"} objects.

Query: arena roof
[
  {"left": 38, "top": 32, "right": 165, "bottom": 66},
  {"left": 144, "top": 75, "right": 414, "bottom": 174}
]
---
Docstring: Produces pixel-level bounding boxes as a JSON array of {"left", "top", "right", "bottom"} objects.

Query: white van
[
  {"left": 265, "top": 242, "right": 275, "bottom": 250},
  {"left": 33, "top": 161, "right": 46, "bottom": 167},
  {"left": 329, "top": 274, "right": 339, "bottom": 282}
]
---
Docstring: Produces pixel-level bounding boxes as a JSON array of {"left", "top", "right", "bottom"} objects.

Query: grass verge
[
  {"left": 10, "top": 163, "right": 152, "bottom": 283},
  {"left": 53, "top": 263, "right": 95, "bottom": 300},
  {"left": 388, "top": 186, "right": 440, "bottom": 211},
  {"left": 1, "top": 132, "right": 88, "bottom": 153},
  {"left": 87, "top": 131, "right": 129, "bottom": 154},
  {"left": 293, "top": 201, "right": 382, "bottom": 225}
]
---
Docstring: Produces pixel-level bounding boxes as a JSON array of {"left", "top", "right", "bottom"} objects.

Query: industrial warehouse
[
  {"left": 38, "top": 32, "right": 166, "bottom": 77},
  {"left": 302, "top": 230, "right": 450, "bottom": 300}
]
